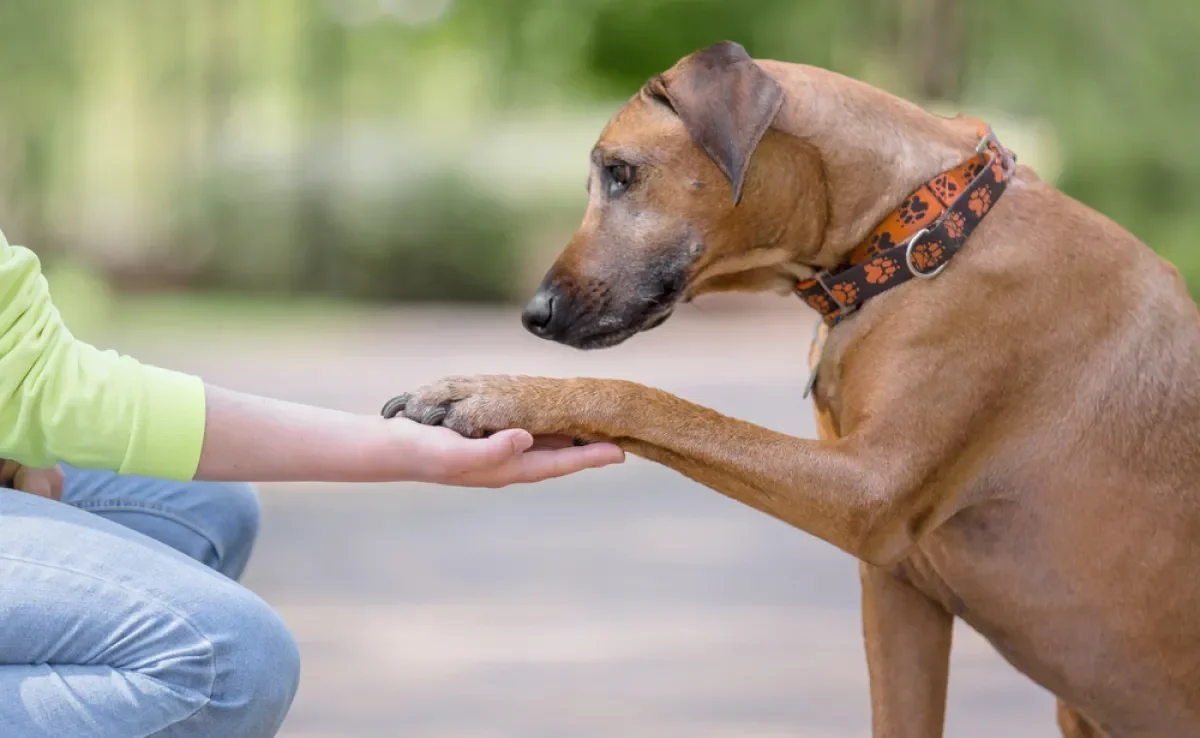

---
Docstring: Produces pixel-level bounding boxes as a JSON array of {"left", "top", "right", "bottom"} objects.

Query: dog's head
[{"left": 522, "top": 41, "right": 828, "bottom": 349}]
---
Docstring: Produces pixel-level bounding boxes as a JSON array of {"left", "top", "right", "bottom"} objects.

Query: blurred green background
[{"left": 0, "top": 0, "right": 1196, "bottom": 314}]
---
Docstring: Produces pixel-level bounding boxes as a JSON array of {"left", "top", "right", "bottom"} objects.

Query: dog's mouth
[
  {"left": 569, "top": 303, "right": 677, "bottom": 350},
  {"left": 525, "top": 253, "right": 694, "bottom": 349}
]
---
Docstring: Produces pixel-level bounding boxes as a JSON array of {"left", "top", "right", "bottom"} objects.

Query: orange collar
[{"left": 796, "top": 124, "right": 1017, "bottom": 326}]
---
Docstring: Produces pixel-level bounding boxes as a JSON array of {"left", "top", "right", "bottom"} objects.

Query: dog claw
[
  {"left": 419, "top": 404, "right": 449, "bottom": 426},
  {"left": 380, "top": 394, "right": 411, "bottom": 419}
]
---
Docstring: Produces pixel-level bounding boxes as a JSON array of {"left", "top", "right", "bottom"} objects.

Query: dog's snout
[{"left": 521, "top": 290, "right": 557, "bottom": 336}]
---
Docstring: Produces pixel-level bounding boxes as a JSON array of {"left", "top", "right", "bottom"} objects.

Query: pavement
[{"left": 111, "top": 298, "right": 1058, "bottom": 737}]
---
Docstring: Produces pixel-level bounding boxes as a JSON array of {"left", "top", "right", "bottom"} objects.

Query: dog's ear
[{"left": 646, "top": 41, "right": 784, "bottom": 204}]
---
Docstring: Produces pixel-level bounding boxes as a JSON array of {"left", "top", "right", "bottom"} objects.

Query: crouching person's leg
[
  {"left": 60, "top": 464, "right": 261, "bottom": 581},
  {"left": 0, "top": 489, "right": 299, "bottom": 737}
]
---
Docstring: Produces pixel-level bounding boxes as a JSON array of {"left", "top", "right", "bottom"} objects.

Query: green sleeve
[{"left": 0, "top": 236, "right": 207, "bottom": 480}]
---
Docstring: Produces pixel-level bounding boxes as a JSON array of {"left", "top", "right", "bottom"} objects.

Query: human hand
[
  {"left": 0, "top": 459, "right": 65, "bottom": 500},
  {"left": 381, "top": 418, "right": 624, "bottom": 488}
]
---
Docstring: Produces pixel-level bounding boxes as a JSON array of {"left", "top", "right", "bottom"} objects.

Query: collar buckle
[{"left": 815, "top": 271, "right": 857, "bottom": 321}]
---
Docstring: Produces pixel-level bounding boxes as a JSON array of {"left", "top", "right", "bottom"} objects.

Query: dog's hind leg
[{"left": 860, "top": 562, "right": 953, "bottom": 738}]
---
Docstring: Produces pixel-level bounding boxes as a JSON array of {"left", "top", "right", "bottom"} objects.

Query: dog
[{"left": 384, "top": 41, "right": 1200, "bottom": 736}]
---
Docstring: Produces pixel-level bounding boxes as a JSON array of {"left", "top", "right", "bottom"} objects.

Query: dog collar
[{"left": 796, "top": 123, "right": 1017, "bottom": 327}]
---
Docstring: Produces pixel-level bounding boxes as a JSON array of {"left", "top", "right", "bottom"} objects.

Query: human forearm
[{"left": 195, "top": 384, "right": 402, "bottom": 482}]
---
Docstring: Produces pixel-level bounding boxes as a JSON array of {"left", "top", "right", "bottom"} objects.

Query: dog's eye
[{"left": 606, "top": 163, "right": 635, "bottom": 193}]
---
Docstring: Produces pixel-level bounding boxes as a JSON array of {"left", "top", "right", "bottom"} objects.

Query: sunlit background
[{"left": 3, "top": 1, "right": 1196, "bottom": 736}]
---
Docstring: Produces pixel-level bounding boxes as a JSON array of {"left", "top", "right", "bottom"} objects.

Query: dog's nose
[{"left": 521, "top": 290, "right": 556, "bottom": 336}]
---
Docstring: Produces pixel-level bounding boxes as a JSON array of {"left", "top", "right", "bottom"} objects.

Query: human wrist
[{"left": 344, "top": 415, "right": 423, "bottom": 483}]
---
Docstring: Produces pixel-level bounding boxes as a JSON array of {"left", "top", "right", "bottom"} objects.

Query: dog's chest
[
  {"left": 889, "top": 499, "right": 1037, "bottom": 623},
  {"left": 888, "top": 545, "right": 973, "bottom": 620}
]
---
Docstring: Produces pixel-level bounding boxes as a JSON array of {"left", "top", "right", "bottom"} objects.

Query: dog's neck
[{"left": 758, "top": 61, "right": 983, "bottom": 270}]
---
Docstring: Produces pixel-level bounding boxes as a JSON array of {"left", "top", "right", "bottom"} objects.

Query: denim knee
[
  {"left": 138, "top": 480, "right": 262, "bottom": 581},
  {"left": 60, "top": 466, "right": 264, "bottom": 580},
  {"left": 164, "top": 589, "right": 301, "bottom": 737},
  {"left": 222, "top": 593, "right": 301, "bottom": 732},
  {"left": 198, "top": 482, "right": 261, "bottom": 578}
]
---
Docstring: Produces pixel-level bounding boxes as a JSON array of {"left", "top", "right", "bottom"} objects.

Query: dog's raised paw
[
  {"left": 382, "top": 390, "right": 452, "bottom": 426},
  {"left": 397, "top": 384, "right": 458, "bottom": 429},
  {"left": 386, "top": 376, "right": 522, "bottom": 439}
]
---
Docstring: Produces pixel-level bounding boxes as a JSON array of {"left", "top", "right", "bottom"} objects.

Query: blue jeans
[{"left": 0, "top": 465, "right": 300, "bottom": 737}]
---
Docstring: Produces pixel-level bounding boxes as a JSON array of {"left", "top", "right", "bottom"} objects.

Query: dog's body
[{"left": 391, "top": 43, "right": 1200, "bottom": 736}]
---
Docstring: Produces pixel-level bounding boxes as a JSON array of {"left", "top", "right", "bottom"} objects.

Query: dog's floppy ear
[{"left": 646, "top": 41, "right": 784, "bottom": 204}]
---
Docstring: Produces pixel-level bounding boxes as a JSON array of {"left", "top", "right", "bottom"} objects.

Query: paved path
[{"left": 113, "top": 302, "right": 1057, "bottom": 737}]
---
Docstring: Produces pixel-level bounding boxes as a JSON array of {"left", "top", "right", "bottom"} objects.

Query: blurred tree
[
  {"left": 0, "top": 0, "right": 79, "bottom": 253},
  {"left": 300, "top": 0, "right": 348, "bottom": 295},
  {"left": 0, "top": 0, "right": 1195, "bottom": 301},
  {"left": 903, "top": 0, "right": 965, "bottom": 102}
]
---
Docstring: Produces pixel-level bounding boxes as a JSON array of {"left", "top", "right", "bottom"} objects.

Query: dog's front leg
[
  {"left": 389, "top": 375, "right": 957, "bottom": 565},
  {"left": 860, "top": 563, "right": 953, "bottom": 738},
  {"left": 1056, "top": 702, "right": 1108, "bottom": 737}
]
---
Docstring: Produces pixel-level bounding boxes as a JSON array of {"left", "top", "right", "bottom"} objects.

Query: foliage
[
  {"left": 172, "top": 162, "right": 523, "bottom": 302},
  {"left": 0, "top": 0, "right": 1195, "bottom": 300}
]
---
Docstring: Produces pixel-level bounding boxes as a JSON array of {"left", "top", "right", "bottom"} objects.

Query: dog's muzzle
[{"left": 521, "top": 276, "right": 682, "bottom": 350}]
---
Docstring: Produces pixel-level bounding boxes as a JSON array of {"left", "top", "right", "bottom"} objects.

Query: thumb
[{"left": 446, "top": 429, "right": 534, "bottom": 473}]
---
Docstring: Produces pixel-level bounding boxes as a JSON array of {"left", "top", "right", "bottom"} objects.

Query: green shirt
[{"left": 0, "top": 232, "right": 206, "bottom": 480}]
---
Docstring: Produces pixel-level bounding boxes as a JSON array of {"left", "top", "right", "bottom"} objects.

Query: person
[{"left": 0, "top": 229, "right": 625, "bottom": 737}]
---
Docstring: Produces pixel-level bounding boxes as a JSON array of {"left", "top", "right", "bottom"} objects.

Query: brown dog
[{"left": 387, "top": 42, "right": 1200, "bottom": 736}]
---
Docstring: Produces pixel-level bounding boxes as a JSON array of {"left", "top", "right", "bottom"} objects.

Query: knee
[
  {"left": 217, "top": 482, "right": 261, "bottom": 555},
  {"left": 206, "top": 590, "right": 302, "bottom": 734},
  {"left": 196, "top": 481, "right": 261, "bottom": 579},
  {"left": 240, "top": 596, "right": 301, "bottom": 715}
]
